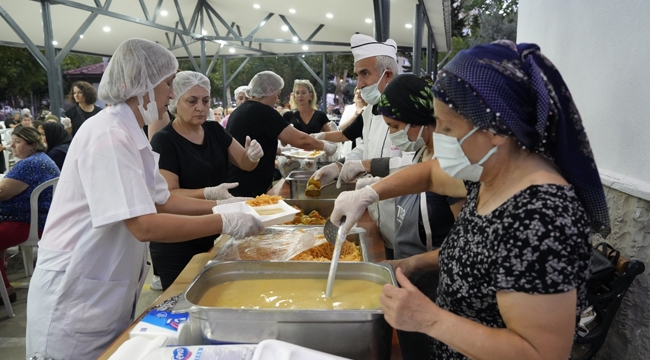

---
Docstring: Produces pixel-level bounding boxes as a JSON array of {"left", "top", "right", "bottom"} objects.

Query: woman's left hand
[
  {"left": 245, "top": 136, "right": 263, "bottom": 162},
  {"left": 380, "top": 268, "right": 438, "bottom": 334}
]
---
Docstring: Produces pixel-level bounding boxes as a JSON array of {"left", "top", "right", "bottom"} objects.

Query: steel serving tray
[{"left": 173, "top": 261, "right": 396, "bottom": 360}]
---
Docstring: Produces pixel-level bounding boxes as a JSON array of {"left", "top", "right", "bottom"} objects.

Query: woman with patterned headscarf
[{"left": 330, "top": 40, "right": 609, "bottom": 359}]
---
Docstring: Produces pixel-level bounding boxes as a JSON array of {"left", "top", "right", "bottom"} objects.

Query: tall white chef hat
[{"left": 350, "top": 34, "right": 397, "bottom": 63}]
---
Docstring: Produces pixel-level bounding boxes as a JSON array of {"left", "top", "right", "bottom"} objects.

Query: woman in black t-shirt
[
  {"left": 226, "top": 71, "right": 337, "bottom": 197},
  {"left": 150, "top": 71, "right": 264, "bottom": 290},
  {"left": 63, "top": 81, "right": 102, "bottom": 136},
  {"left": 282, "top": 79, "right": 332, "bottom": 134}
]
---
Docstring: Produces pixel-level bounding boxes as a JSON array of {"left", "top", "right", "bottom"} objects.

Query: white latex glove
[
  {"left": 216, "top": 197, "right": 251, "bottom": 205},
  {"left": 245, "top": 136, "right": 263, "bottom": 162},
  {"left": 220, "top": 212, "right": 265, "bottom": 239},
  {"left": 327, "top": 121, "right": 338, "bottom": 131},
  {"left": 339, "top": 160, "right": 367, "bottom": 184},
  {"left": 355, "top": 176, "right": 381, "bottom": 190},
  {"left": 61, "top": 117, "right": 72, "bottom": 129},
  {"left": 330, "top": 186, "right": 379, "bottom": 235},
  {"left": 322, "top": 141, "right": 337, "bottom": 156},
  {"left": 310, "top": 132, "right": 326, "bottom": 140},
  {"left": 204, "top": 182, "right": 239, "bottom": 200},
  {"left": 313, "top": 162, "right": 341, "bottom": 184}
]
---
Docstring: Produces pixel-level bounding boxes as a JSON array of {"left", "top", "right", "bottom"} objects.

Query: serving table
[{"left": 99, "top": 179, "right": 394, "bottom": 359}]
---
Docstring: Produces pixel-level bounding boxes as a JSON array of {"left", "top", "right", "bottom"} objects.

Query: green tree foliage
[
  {"left": 459, "top": 0, "right": 518, "bottom": 37},
  {"left": 467, "top": 3, "right": 518, "bottom": 46},
  {"left": 180, "top": 53, "right": 354, "bottom": 107},
  {"left": 0, "top": 46, "right": 48, "bottom": 107}
]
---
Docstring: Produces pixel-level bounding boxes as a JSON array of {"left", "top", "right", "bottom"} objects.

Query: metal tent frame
[{"left": 0, "top": 0, "right": 451, "bottom": 116}]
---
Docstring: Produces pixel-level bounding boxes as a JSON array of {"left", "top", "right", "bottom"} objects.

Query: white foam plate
[
  {"left": 246, "top": 200, "right": 300, "bottom": 226},
  {"left": 281, "top": 149, "right": 324, "bottom": 159},
  {"left": 252, "top": 340, "right": 350, "bottom": 360}
]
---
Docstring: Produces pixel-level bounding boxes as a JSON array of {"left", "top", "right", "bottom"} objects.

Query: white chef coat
[
  {"left": 345, "top": 105, "right": 407, "bottom": 249},
  {"left": 26, "top": 103, "right": 170, "bottom": 360}
]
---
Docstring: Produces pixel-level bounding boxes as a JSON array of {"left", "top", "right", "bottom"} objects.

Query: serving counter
[{"left": 98, "top": 179, "right": 393, "bottom": 360}]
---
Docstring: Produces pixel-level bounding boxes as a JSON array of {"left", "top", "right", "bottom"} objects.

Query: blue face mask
[
  {"left": 433, "top": 127, "right": 498, "bottom": 181},
  {"left": 359, "top": 70, "right": 386, "bottom": 105}
]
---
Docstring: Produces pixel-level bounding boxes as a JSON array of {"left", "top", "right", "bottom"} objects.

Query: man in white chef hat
[{"left": 313, "top": 34, "right": 410, "bottom": 259}]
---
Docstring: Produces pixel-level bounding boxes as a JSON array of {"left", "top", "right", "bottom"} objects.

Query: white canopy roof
[{"left": 0, "top": 0, "right": 451, "bottom": 58}]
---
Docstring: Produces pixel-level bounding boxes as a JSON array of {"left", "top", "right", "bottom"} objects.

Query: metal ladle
[{"left": 324, "top": 217, "right": 364, "bottom": 298}]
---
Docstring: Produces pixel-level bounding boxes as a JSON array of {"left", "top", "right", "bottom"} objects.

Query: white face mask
[
  {"left": 433, "top": 127, "right": 498, "bottom": 182},
  {"left": 389, "top": 124, "right": 426, "bottom": 152},
  {"left": 137, "top": 86, "right": 159, "bottom": 126},
  {"left": 359, "top": 70, "right": 386, "bottom": 105}
]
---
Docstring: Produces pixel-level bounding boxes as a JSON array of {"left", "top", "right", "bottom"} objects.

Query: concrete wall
[
  {"left": 517, "top": 0, "right": 650, "bottom": 198},
  {"left": 516, "top": 1, "right": 650, "bottom": 359},
  {"left": 594, "top": 187, "right": 650, "bottom": 360}
]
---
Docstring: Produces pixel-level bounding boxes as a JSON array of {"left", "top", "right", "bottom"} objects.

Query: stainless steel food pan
[
  {"left": 213, "top": 225, "right": 369, "bottom": 262},
  {"left": 174, "top": 261, "right": 396, "bottom": 360},
  {"left": 285, "top": 170, "right": 356, "bottom": 199}
]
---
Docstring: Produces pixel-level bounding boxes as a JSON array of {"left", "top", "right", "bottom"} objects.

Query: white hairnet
[
  {"left": 98, "top": 38, "right": 178, "bottom": 104},
  {"left": 234, "top": 85, "right": 249, "bottom": 98},
  {"left": 245, "top": 71, "right": 284, "bottom": 98},
  {"left": 168, "top": 71, "right": 211, "bottom": 114}
]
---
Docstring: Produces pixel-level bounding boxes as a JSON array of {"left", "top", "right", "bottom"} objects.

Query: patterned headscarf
[
  {"left": 432, "top": 40, "right": 610, "bottom": 237},
  {"left": 378, "top": 74, "right": 436, "bottom": 126}
]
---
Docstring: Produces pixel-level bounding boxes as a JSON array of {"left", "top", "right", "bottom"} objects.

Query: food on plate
[
  {"left": 285, "top": 208, "right": 328, "bottom": 225},
  {"left": 246, "top": 194, "right": 283, "bottom": 206},
  {"left": 291, "top": 240, "right": 361, "bottom": 262},
  {"left": 305, "top": 176, "right": 321, "bottom": 197},
  {"left": 254, "top": 208, "right": 285, "bottom": 216},
  {"left": 307, "top": 150, "right": 323, "bottom": 157}
]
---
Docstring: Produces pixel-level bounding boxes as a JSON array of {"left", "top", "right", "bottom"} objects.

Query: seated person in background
[
  {"left": 44, "top": 114, "right": 59, "bottom": 123},
  {"left": 21, "top": 114, "right": 34, "bottom": 128},
  {"left": 39, "top": 122, "right": 72, "bottom": 170},
  {"left": 283, "top": 79, "right": 335, "bottom": 134},
  {"left": 226, "top": 71, "right": 337, "bottom": 197},
  {"left": 5, "top": 111, "right": 20, "bottom": 128},
  {"left": 0, "top": 126, "right": 60, "bottom": 304},
  {"left": 150, "top": 71, "right": 264, "bottom": 290}
]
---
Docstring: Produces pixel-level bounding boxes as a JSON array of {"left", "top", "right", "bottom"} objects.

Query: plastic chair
[
  {"left": 571, "top": 245, "right": 645, "bottom": 360},
  {"left": 0, "top": 258, "right": 15, "bottom": 317},
  {"left": 18, "top": 177, "right": 59, "bottom": 277}
]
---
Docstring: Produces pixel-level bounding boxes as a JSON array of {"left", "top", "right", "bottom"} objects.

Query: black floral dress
[{"left": 432, "top": 181, "right": 592, "bottom": 359}]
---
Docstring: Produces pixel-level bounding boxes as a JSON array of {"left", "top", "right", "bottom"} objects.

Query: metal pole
[
  {"left": 322, "top": 54, "right": 327, "bottom": 111},
  {"left": 426, "top": 29, "right": 433, "bottom": 77},
  {"left": 41, "top": 1, "right": 64, "bottom": 117},
  {"left": 199, "top": 5, "right": 206, "bottom": 74},
  {"left": 222, "top": 58, "right": 228, "bottom": 106},
  {"left": 372, "top": 0, "right": 391, "bottom": 42},
  {"left": 412, "top": 3, "right": 423, "bottom": 76}
]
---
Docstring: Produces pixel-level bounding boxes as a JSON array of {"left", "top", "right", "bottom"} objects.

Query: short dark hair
[
  {"left": 12, "top": 126, "right": 46, "bottom": 152},
  {"left": 68, "top": 81, "right": 98, "bottom": 105}
]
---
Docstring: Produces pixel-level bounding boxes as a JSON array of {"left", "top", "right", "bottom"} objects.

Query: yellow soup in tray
[{"left": 198, "top": 278, "right": 383, "bottom": 310}]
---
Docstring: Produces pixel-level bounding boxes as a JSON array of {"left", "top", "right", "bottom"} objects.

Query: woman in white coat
[{"left": 25, "top": 38, "right": 264, "bottom": 360}]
